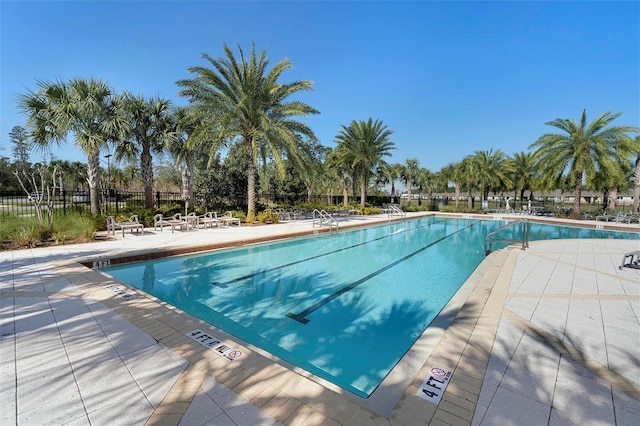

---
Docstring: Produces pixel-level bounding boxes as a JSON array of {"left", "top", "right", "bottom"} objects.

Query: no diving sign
[
  {"left": 186, "top": 329, "right": 244, "bottom": 361},
  {"left": 416, "top": 367, "right": 452, "bottom": 404}
]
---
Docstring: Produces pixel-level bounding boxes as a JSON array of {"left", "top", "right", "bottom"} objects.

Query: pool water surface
[{"left": 103, "top": 217, "right": 638, "bottom": 397}]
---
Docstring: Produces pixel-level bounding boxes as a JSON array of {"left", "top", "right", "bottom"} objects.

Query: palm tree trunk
[
  {"left": 608, "top": 187, "right": 618, "bottom": 212},
  {"left": 391, "top": 182, "right": 396, "bottom": 203},
  {"left": 342, "top": 171, "right": 349, "bottom": 207},
  {"left": 246, "top": 145, "right": 257, "bottom": 221},
  {"left": 467, "top": 187, "right": 473, "bottom": 210},
  {"left": 141, "top": 144, "right": 154, "bottom": 209},
  {"left": 87, "top": 150, "right": 101, "bottom": 216},
  {"left": 407, "top": 180, "right": 412, "bottom": 206},
  {"left": 573, "top": 170, "right": 583, "bottom": 215},
  {"left": 360, "top": 179, "right": 366, "bottom": 208},
  {"left": 634, "top": 156, "right": 640, "bottom": 213},
  {"left": 186, "top": 154, "right": 195, "bottom": 206},
  {"left": 454, "top": 182, "right": 460, "bottom": 208}
]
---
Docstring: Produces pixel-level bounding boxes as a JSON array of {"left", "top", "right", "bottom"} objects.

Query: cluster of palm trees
[
  {"left": 17, "top": 42, "right": 640, "bottom": 220},
  {"left": 18, "top": 79, "right": 175, "bottom": 215},
  {"left": 371, "top": 110, "right": 639, "bottom": 216}
]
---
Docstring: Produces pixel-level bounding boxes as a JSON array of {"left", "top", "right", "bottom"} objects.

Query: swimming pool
[{"left": 103, "top": 217, "right": 638, "bottom": 397}]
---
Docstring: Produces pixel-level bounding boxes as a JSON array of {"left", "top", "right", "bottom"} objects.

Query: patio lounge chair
[
  {"left": 107, "top": 215, "right": 144, "bottom": 237},
  {"left": 153, "top": 214, "right": 172, "bottom": 231},
  {"left": 200, "top": 212, "right": 220, "bottom": 229},
  {"left": 153, "top": 213, "right": 188, "bottom": 233},
  {"left": 596, "top": 214, "right": 615, "bottom": 222},
  {"left": 168, "top": 213, "right": 190, "bottom": 232},
  {"left": 619, "top": 251, "right": 640, "bottom": 270},
  {"left": 184, "top": 212, "right": 201, "bottom": 228},
  {"left": 219, "top": 211, "right": 241, "bottom": 227},
  {"left": 615, "top": 213, "right": 640, "bottom": 224}
]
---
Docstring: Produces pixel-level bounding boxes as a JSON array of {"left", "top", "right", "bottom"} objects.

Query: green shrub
[
  {"left": 437, "top": 205, "right": 483, "bottom": 214},
  {"left": 256, "top": 210, "right": 280, "bottom": 223},
  {"left": 53, "top": 231, "right": 66, "bottom": 245},
  {"left": 54, "top": 213, "right": 97, "bottom": 241},
  {"left": 0, "top": 216, "right": 22, "bottom": 244},
  {"left": 14, "top": 226, "right": 39, "bottom": 248},
  {"left": 362, "top": 207, "right": 381, "bottom": 215}
]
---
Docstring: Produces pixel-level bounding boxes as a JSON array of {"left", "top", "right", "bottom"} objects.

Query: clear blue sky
[{"left": 1, "top": 1, "right": 638, "bottom": 172}]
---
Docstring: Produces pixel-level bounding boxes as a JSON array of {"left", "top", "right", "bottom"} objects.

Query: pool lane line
[
  {"left": 211, "top": 217, "right": 454, "bottom": 288},
  {"left": 285, "top": 220, "right": 481, "bottom": 324}
]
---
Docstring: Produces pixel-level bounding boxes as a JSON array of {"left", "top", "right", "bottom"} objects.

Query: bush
[
  {"left": 438, "top": 205, "right": 481, "bottom": 214},
  {"left": 13, "top": 226, "right": 40, "bottom": 248},
  {"left": 256, "top": 210, "right": 280, "bottom": 223},
  {"left": 0, "top": 217, "right": 53, "bottom": 249},
  {"left": 362, "top": 207, "right": 381, "bottom": 215},
  {"left": 54, "top": 213, "right": 98, "bottom": 241},
  {"left": 404, "top": 204, "right": 432, "bottom": 212}
]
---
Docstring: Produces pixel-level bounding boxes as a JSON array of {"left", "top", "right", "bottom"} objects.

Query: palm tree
[
  {"left": 296, "top": 141, "right": 329, "bottom": 204},
  {"left": 472, "top": 149, "right": 512, "bottom": 205},
  {"left": 441, "top": 162, "right": 463, "bottom": 209},
  {"left": 169, "top": 106, "right": 205, "bottom": 210},
  {"left": 507, "top": 151, "right": 537, "bottom": 209},
  {"left": 375, "top": 162, "right": 404, "bottom": 204},
  {"left": 116, "top": 93, "right": 175, "bottom": 209},
  {"left": 401, "top": 158, "right": 419, "bottom": 206},
  {"left": 415, "top": 168, "right": 434, "bottom": 206},
  {"left": 177, "top": 43, "right": 319, "bottom": 221},
  {"left": 458, "top": 155, "right": 480, "bottom": 210},
  {"left": 387, "top": 163, "right": 404, "bottom": 203},
  {"left": 326, "top": 148, "right": 353, "bottom": 207},
  {"left": 632, "top": 135, "right": 640, "bottom": 213},
  {"left": 530, "top": 110, "right": 638, "bottom": 215},
  {"left": 18, "top": 78, "right": 123, "bottom": 215},
  {"left": 333, "top": 118, "right": 395, "bottom": 208}
]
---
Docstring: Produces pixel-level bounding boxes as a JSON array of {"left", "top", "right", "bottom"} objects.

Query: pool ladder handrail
[
  {"left": 387, "top": 204, "right": 406, "bottom": 219},
  {"left": 484, "top": 219, "right": 530, "bottom": 255},
  {"left": 313, "top": 209, "right": 339, "bottom": 233}
]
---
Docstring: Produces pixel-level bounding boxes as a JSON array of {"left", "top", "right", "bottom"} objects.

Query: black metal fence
[{"left": 0, "top": 190, "right": 187, "bottom": 218}]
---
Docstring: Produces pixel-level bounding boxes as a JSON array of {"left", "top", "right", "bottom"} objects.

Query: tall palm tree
[
  {"left": 116, "top": 93, "right": 175, "bottom": 209},
  {"left": 168, "top": 106, "right": 207, "bottom": 209},
  {"left": 632, "top": 135, "right": 640, "bottom": 213},
  {"left": 401, "top": 158, "right": 419, "bottom": 206},
  {"left": 472, "top": 149, "right": 511, "bottom": 204},
  {"left": 376, "top": 162, "right": 404, "bottom": 204},
  {"left": 458, "top": 155, "right": 480, "bottom": 210},
  {"left": 529, "top": 110, "right": 638, "bottom": 215},
  {"left": 18, "top": 78, "right": 123, "bottom": 215},
  {"left": 296, "top": 140, "right": 328, "bottom": 204},
  {"left": 326, "top": 147, "right": 353, "bottom": 207},
  {"left": 593, "top": 159, "right": 632, "bottom": 212},
  {"left": 507, "top": 151, "right": 537, "bottom": 208},
  {"left": 333, "top": 118, "right": 395, "bottom": 208},
  {"left": 177, "top": 43, "right": 319, "bottom": 221},
  {"left": 415, "top": 167, "right": 434, "bottom": 206},
  {"left": 441, "top": 162, "right": 463, "bottom": 209},
  {"left": 387, "top": 163, "right": 404, "bottom": 203}
]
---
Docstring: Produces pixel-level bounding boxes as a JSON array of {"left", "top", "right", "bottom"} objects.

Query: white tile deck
[{"left": 1, "top": 213, "right": 638, "bottom": 425}]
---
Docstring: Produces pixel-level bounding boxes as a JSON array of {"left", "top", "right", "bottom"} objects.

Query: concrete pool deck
[{"left": 1, "top": 212, "right": 638, "bottom": 425}]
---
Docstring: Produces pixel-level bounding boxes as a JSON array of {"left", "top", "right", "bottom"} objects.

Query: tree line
[{"left": 5, "top": 42, "right": 640, "bottom": 219}]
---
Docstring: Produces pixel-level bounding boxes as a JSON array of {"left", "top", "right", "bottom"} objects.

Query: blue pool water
[{"left": 103, "top": 217, "right": 638, "bottom": 397}]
